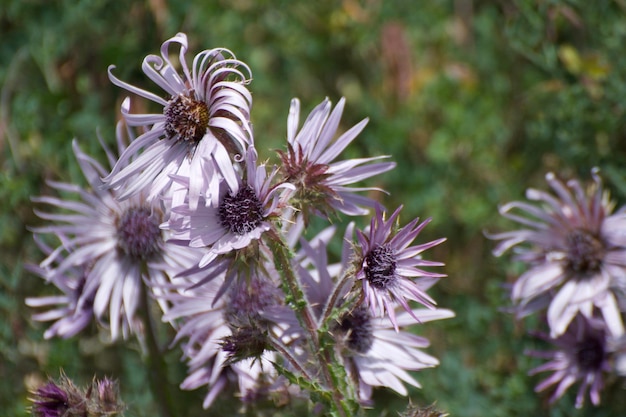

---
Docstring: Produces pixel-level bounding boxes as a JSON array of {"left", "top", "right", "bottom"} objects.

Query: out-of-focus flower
[
  {"left": 278, "top": 97, "right": 395, "bottom": 220},
  {"left": 527, "top": 314, "right": 617, "bottom": 408},
  {"left": 354, "top": 205, "right": 446, "bottom": 329},
  {"left": 30, "top": 127, "right": 201, "bottom": 340},
  {"left": 105, "top": 32, "right": 253, "bottom": 209},
  {"left": 490, "top": 169, "right": 626, "bottom": 337},
  {"left": 29, "top": 373, "right": 124, "bottom": 417},
  {"left": 26, "top": 238, "right": 94, "bottom": 339},
  {"left": 162, "top": 271, "right": 294, "bottom": 409},
  {"left": 164, "top": 146, "right": 294, "bottom": 298}
]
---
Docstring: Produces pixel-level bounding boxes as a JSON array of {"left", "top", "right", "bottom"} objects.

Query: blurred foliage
[{"left": 3, "top": 0, "right": 626, "bottom": 416}]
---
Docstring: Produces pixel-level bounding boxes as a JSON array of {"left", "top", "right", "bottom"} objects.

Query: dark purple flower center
[
  {"left": 218, "top": 185, "right": 263, "bottom": 235},
  {"left": 565, "top": 229, "right": 604, "bottom": 276},
  {"left": 164, "top": 93, "right": 209, "bottom": 143},
  {"left": 364, "top": 244, "right": 397, "bottom": 290},
  {"left": 575, "top": 336, "right": 605, "bottom": 371},
  {"left": 116, "top": 206, "right": 162, "bottom": 260},
  {"left": 338, "top": 306, "right": 374, "bottom": 354}
]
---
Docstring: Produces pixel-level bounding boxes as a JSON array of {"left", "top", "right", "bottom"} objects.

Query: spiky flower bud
[
  {"left": 400, "top": 402, "right": 449, "bottom": 417},
  {"left": 29, "top": 373, "right": 125, "bottom": 417}
]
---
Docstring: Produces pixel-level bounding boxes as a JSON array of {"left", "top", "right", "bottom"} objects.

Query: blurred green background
[{"left": 3, "top": 0, "right": 626, "bottom": 416}]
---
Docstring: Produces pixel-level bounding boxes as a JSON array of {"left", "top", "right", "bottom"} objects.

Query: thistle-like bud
[
  {"left": 30, "top": 373, "right": 125, "bottom": 417},
  {"left": 399, "top": 402, "right": 449, "bottom": 417},
  {"left": 221, "top": 326, "right": 272, "bottom": 365}
]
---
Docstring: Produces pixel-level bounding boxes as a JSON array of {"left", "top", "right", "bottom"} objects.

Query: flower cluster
[
  {"left": 28, "top": 33, "right": 453, "bottom": 414},
  {"left": 29, "top": 372, "right": 124, "bottom": 417},
  {"left": 491, "top": 169, "right": 626, "bottom": 407}
]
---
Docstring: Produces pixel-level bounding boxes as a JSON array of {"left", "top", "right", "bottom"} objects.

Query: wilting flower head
[
  {"left": 278, "top": 97, "right": 395, "bottom": 220},
  {"left": 30, "top": 128, "right": 202, "bottom": 340},
  {"left": 527, "top": 314, "right": 618, "bottom": 408},
  {"left": 354, "top": 205, "right": 446, "bottom": 329},
  {"left": 490, "top": 169, "right": 626, "bottom": 338},
  {"left": 105, "top": 32, "right": 253, "bottom": 209}
]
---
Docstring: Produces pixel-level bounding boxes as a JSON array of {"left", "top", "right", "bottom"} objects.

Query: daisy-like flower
[
  {"left": 527, "top": 314, "right": 619, "bottom": 408},
  {"left": 105, "top": 32, "right": 253, "bottom": 209},
  {"left": 164, "top": 146, "right": 294, "bottom": 296},
  {"left": 278, "top": 97, "right": 396, "bottom": 219},
  {"left": 490, "top": 169, "right": 626, "bottom": 338},
  {"left": 30, "top": 127, "right": 203, "bottom": 340},
  {"left": 354, "top": 205, "right": 446, "bottom": 329},
  {"left": 296, "top": 229, "right": 453, "bottom": 402}
]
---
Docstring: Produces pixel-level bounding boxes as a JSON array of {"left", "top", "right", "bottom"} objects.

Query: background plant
[{"left": 3, "top": 1, "right": 626, "bottom": 416}]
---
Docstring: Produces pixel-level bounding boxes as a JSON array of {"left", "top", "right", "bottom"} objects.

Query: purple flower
[
  {"left": 25, "top": 238, "right": 94, "bottom": 339},
  {"left": 30, "top": 128, "right": 202, "bottom": 340},
  {"left": 527, "top": 315, "right": 617, "bottom": 408},
  {"left": 490, "top": 169, "right": 626, "bottom": 338},
  {"left": 30, "top": 380, "right": 70, "bottom": 417},
  {"left": 297, "top": 226, "right": 454, "bottom": 402},
  {"left": 337, "top": 306, "right": 454, "bottom": 402},
  {"left": 279, "top": 97, "right": 395, "bottom": 219},
  {"left": 29, "top": 374, "right": 124, "bottom": 417},
  {"left": 164, "top": 146, "right": 294, "bottom": 298},
  {"left": 105, "top": 33, "right": 253, "bottom": 209},
  {"left": 162, "top": 271, "right": 294, "bottom": 408},
  {"left": 354, "top": 205, "right": 446, "bottom": 329}
]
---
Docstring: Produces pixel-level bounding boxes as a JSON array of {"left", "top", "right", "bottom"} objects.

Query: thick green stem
[
  {"left": 266, "top": 229, "right": 350, "bottom": 417},
  {"left": 138, "top": 282, "right": 176, "bottom": 417}
]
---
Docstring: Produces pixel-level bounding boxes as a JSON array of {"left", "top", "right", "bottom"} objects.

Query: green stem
[
  {"left": 267, "top": 229, "right": 350, "bottom": 417},
  {"left": 138, "top": 282, "right": 176, "bottom": 417}
]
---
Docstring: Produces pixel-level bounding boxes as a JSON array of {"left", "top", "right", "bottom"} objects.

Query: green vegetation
[{"left": 2, "top": 1, "right": 626, "bottom": 415}]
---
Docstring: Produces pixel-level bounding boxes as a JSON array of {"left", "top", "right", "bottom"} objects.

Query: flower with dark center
[
  {"left": 105, "top": 33, "right": 253, "bottom": 209},
  {"left": 296, "top": 226, "right": 454, "bottom": 402},
  {"left": 278, "top": 97, "right": 395, "bottom": 220},
  {"left": 30, "top": 129, "right": 203, "bottom": 340},
  {"left": 164, "top": 146, "right": 294, "bottom": 299},
  {"left": 527, "top": 315, "right": 615, "bottom": 408},
  {"left": 354, "top": 205, "right": 446, "bottom": 330},
  {"left": 489, "top": 169, "right": 626, "bottom": 337}
]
